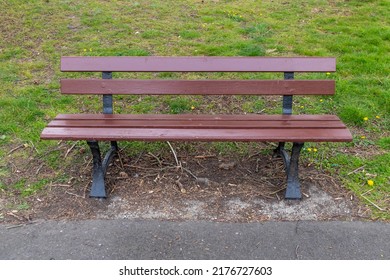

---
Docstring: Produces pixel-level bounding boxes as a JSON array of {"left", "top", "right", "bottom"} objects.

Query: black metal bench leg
[
  {"left": 285, "top": 142, "right": 304, "bottom": 199},
  {"left": 87, "top": 141, "right": 106, "bottom": 198},
  {"left": 86, "top": 141, "right": 119, "bottom": 198},
  {"left": 102, "top": 141, "right": 118, "bottom": 175},
  {"left": 273, "top": 142, "right": 290, "bottom": 171}
]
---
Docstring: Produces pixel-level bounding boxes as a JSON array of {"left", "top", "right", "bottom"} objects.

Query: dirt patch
[
  {"left": 100, "top": 185, "right": 358, "bottom": 222},
  {"left": 0, "top": 148, "right": 370, "bottom": 224}
]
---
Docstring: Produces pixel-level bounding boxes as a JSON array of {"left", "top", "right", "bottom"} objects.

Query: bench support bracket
[
  {"left": 87, "top": 140, "right": 118, "bottom": 198},
  {"left": 274, "top": 142, "right": 304, "bottom": 199}
]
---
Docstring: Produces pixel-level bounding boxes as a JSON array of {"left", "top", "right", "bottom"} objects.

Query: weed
[
  {"left": 242, "top": 98, "right": 265, "bottom": 113},
  {"left": 377, "top": 137, "right": 390, "bottom": 150},
  {"left": 165, "top": 97, "right": 194, "bottom": 114},
  {"left": 225, "top": 10, "right": 245, "bottom": 22},
  {"left": 141, "top": 30, "right": 163, "bottom": 39},
  {"left": 179, "top": 30, "right": 201, "bottom": 39},
  {"left": 242, "top": 23, "right": 271, "bottom": 42},
  {"left": 17, "top": 202, "right": 29, "bottom": 210},
  {"left": 238, "top": 44, "right": 266, "bottom": 56}
]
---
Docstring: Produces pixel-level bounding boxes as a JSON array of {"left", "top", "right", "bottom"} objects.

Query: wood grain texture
[
  {"left": 61, "top": 79, "right": 335, "bottom": 95},
  {"left": 61, "top": 56, "right": 336, "bottom": 72},
  {"left": 40, "top": 127, "right": 353, "bottom": 142},
  {"left": 41, "top": 114, "right": 352, "bottom": 142}
]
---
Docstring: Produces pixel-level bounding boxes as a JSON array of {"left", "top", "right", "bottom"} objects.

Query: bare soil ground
[{"left": 0, "top": 143, "right": 371, "bottom": 224}]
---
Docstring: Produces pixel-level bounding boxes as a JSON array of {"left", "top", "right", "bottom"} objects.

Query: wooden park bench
[{"left": 41, "top": 56, "right": 352, "bottom": 200}]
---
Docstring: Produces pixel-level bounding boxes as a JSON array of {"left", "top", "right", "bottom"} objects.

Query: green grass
[{"left": 0, "top": 0, "right": 389, "bottom": 219}]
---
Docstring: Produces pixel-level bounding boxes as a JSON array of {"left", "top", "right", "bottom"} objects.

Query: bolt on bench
[{"left": 41, "top": 56, "right": 352, "bottom": 199}]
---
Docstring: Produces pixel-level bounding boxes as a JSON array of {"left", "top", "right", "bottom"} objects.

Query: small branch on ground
[
  {"left": 65, "top": 191, "right": 84, "bottom": 198},
  {"left": 148, "top": 152, "right": 162, "bottom": 167},
  {"left": 194, "top": 155, "right": 216, "bottom": 159},
  {"left": 361, "top": 195, "right": 385, "bottom": 211},
  {"left": 7, "top": 212, "right": 24, "bottom": 221},
  {"left": 182, "top": 166, "right": 198, "bottom": 179},
  {"left": 167, "top": 141, "right": 180, "bottom": 167},
  {"left": 51, "top": 183, "right": 72, "bottom": 188},
  {"left": 117, "top": 151, "right": 124, "bottom": 169},
  {"left": 35, "top": 163, "right": 45, "bottom": 175},
  {"left": 64, "top": 143, "right": 77, "bottom": 159},
  {"left": 6, "top": 220, "right": 39, "bottom": 230},
  {"left": 7, "top": 144, "right": 25, "bottom": 155},
  {"left": 347, "top": 166, "right": 365, "bottom": 175}
]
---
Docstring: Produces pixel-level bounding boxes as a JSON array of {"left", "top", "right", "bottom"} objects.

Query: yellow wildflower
[
  {"left": 363, "top": 117, "right": 368, "bottom": 121},
  {"left": 376, "top": 115, "right": 380, "bottom": 119},
  {"left": 320, "top": 99, "right": 323, "bottom": 102},
  {"left": 191, "top": 106, "right": 195, "bottom": 110},
  {"left": 313, "top": 148, "right": 318, "bottom": 152},
  {"left": 367, "top": 180, "right": 374, "bottom": 187},
  {"left": 307, "top": 148, "right": 312, "bottom": 152},
  {"left": 360, "top": 136, "right": 366, "bottom": 139},
  {"left": 326, "top": 72, "right": 331, "bottom": 75},
  {"left": 83, "top": 49, "right": 87, "bottom": 52}
]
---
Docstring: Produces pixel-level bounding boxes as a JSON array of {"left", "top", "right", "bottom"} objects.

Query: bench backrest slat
[
  {"left": 61, "top": 79, "right": 335, "bottom": 95},
  {"left": 61, "top": 56, "right": 336, "bottom": 72}
]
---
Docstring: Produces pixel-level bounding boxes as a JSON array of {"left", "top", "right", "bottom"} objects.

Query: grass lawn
[{"left": 0, "top": 0, "right": 389, "bottom": 219}]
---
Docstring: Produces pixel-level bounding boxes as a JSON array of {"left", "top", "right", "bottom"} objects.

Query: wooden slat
[
  {"left": 41, "top": 127, "right": 353, "bottom": 142},
  {"left": 53, "top": 114, "right": 343, "bottom": 121},
  {"left": 41, "top": 114, "right": 352, "bottom": 142},
  {"left": 47, "top": 119, "right": 346, "bottom": 129},
  {"left": 61, "top": 56, "right": 336, "bottom": 72},
  {"left": 61, "top": 79, "right": 335, "bottom": 95}
]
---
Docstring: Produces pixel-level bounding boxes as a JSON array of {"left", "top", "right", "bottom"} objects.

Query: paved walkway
[{"left": 1, "top": 220, "right": 389, "bottom": 259}]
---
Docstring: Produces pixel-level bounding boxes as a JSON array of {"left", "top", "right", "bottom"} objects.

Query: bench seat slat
[
  {"left": 41, "top": 127, "right": 352, "bottom": 142},
  {"left": 61, "top": 79, "right": 335, "bottom": 95},
  {"left": 42, "top": 114, "right": 352, "bottom": 142},
  {"left": 61, "top": 57, "right": 336, "bottom": 72}
]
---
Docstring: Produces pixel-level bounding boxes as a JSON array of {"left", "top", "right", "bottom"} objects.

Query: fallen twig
[
  {"left": 167, "top": 141, "right": 180, "bottom": 167},
  {"left": 361, "top": 189, "right": 373, "bottom": 196},
  {"left": 148, "top": 152, "right": 162, "bottom": 167},
  {"left": 347, "top": 166, "right": 365, "bottom": 175},
  {"left": 117, "top": 151, "right": 124, "bottom": 169},
  {"left": 182, "top": 167, "right": 198, "bottom": 179},
  {"left": 256, "top": 158, "right": 260, "bottom": 173},
  {"left": 83, "top": 182, "right": 89, "bottom": 198},
  {"left": 361, "top": 195, "right": 385, "bottom": 211},
  {"left": 29, "top": 141, "right": 39, "bottom": 154},
  {"left": 194, "top": 155, "right": 216, "bottom": 159},
  {"left": 51, "top": 184, "right": 72, "bottom": 188},
  {"left": 7, "top": 144, "right": 25, "bottom": 155},
  {"left": 7, "top": 212, "right": 24, "bottom": 221},
  {"left": 6, "top": 220, "right": 38, "bottom": 230},
  {"left": 82, "top": 158, "right": 93, "bottom": 172},
  {"left": 64, "top": 143, "right": 77, "bottom": 159},
  {"left": 268, "top": 186, "right": 286, "bottom": 195},
  {"left": 130, "top": 165, "right": 176, "bottom": 172},
  {"left": 65, "top": 191, "right": 84, "bottom": 198},
  {"left": 35, "top": 163, "right": 44, "bottom": 175}
]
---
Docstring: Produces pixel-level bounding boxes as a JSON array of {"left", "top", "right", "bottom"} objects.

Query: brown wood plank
[
  {"left": 61, "top": 56, "right": 336, "bottom": 72},
  {"left": 61, "top": 79, "right": 335, "bottom": 95},
  {"left": 47, "top": 119, "right": 346, "bottom": 129},
  {"left": 53, "top": 114, "right": 343, "bottom": 122},
  {"left": 41, "top": 127, "right": 353, "bottom": 142}
]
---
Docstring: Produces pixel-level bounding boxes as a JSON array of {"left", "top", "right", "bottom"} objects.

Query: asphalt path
[{"left": 1, "top": 220, "right": 389, "bottom": 260}]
